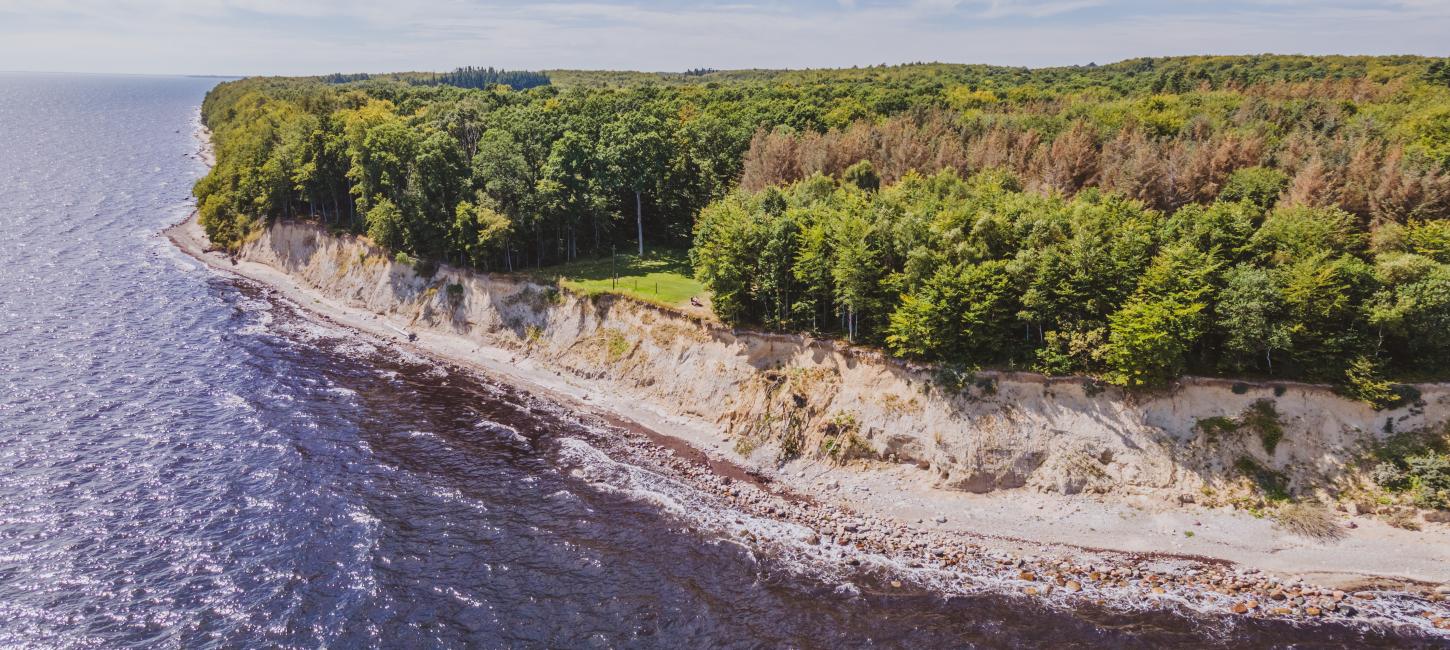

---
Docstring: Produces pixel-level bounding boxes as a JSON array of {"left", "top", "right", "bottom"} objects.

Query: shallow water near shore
[{"left": 0, "top": 73, "right": 1441, "bottom": 648}]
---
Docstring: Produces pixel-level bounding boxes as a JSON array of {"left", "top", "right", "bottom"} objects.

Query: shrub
[
  {"left": 1102, "top": 297, "right": 1201, "bottom": 388},
  {"left": 1369, "top": 425, "right": 1450, "bottom": 509},
  {"left": 1241, "top": 399, "right": 1285, "bottom": 455},
  {"left": 1390, "top": 384, "right": 1423, "bottom": 409},
  {"left": 1231, "top": 382, "right": 1250, "bottom": 395},
  {"left": 1405, "top": 455, "right": 1450, "bottom": 509},
  {"left": 733, "top": 433, "right": 761, "bottom": 457},
  {"left": 368, "top": 198, "right": 406, "bottom": 250},
  {"left": 1272, "top": 502, "right": 1343, "bottom": 541},
  {"left": 820, "top": 432, "right": 873, "bottom": 464},
  {"left": 1342, "top": 356, "right": 1397, "bottom": 409},
  {"left": 1195, "top": 416, "right": 1238, "bottom": 441},
  {"left": 777, "top": 407, "right": 808, "bottom": 463},
  {"left": 604, "top": 331, "right": 631, "bottom": 362},
  {"left": 1386, "top": 509, "right": 1422, "bottom": 531},
  {"left": 524, "top": 324, "right": 544, "bottom": 345},
  {"left": 1374, "top": 426, "right": 1450, "bottom": 464},
  {"left": 820, "top": 412, "right": 872, "bottom": 464},
  {"left": 828, "top": 411, "right": 859, "bottom": 431},
  {"left": 393, "top": 251, "right": 415, "bottom": 266},
  {"left": 446, "top": 283, "right": 465, "bottom": 305},
  {"left": 1236, "top": 456, "right": 1290, "bottom": 501},
  {"left": 1371, "top": 461, "right": 1410, "bottom": 491},
  {"left": 819, "top": 437, "right": 840, "bottom": 457},
  {"left": 933, "top": 365, "right": 976, "bottom": 394}
]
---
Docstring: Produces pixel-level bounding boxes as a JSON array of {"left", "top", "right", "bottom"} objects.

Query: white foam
[{"left": 551, "top": 438, "right": 1449, "bottom": 638}]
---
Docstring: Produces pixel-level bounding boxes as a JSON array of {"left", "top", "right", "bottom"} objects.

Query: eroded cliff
[{"left": 241, "top": 221, "right": 1450, "bottom": 509}]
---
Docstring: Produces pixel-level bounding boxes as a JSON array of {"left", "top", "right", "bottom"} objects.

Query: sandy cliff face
[{"left": 242, "top": 221, "right": 1450, "bottom": 504}]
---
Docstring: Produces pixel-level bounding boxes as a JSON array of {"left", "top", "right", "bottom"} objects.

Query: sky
[{"left": 0, "top": 0, "right": 1448, "bottom": 76}]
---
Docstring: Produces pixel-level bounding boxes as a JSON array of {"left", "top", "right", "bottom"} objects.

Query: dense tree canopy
[
  {"left": 195, "top": 55, "right": 1450, "bottom": 388},
  {"left": 320, "top": 67, "right": 551, "bottom": 91},
  {"left": 693, "top": 169, "right": 1450, "bottom": 387}
]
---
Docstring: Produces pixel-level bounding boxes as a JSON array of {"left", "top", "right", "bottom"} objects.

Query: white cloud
[
  {"left": 980, "top": 0, "right": 1107, "bottom": 18},
  {"left": 0, "top": 0, "right": 1445, "bottom": 75}
]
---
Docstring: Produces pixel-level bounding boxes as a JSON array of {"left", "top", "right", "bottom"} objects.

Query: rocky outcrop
[{"left": 241, "top": 221, "right": 1450, "bottom": 503}]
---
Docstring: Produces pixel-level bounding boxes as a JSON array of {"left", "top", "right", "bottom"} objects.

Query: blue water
[{"left": 0, "top": 73, "right": 1433, "bottom": 648}]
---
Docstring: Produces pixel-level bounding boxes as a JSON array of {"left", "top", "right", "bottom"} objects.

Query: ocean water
[{"left": 0, "top": 72, "right": 1437, "bottom": 648}]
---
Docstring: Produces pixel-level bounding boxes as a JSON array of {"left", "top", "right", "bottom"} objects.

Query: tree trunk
[
  {"left": 591, "top": 213, "right": 600, "bottom": 257},
  {"left": 635, "top": 190, "right": 644, "bottom": 257}
]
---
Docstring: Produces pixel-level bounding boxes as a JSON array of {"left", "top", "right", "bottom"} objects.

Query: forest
[
  {"left": 194, "top": 55, "right": 1450, "bottom": 393},
  {"left": 319, "top": 67, "right": 552, "bottom": 91}
]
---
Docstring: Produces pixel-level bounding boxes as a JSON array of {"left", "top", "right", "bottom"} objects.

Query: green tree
[
  {"left": 1217, "top": 264, "right": 1293, "bottom": 373},
  {"left": 602, "top": 109, "right": 671, "bottom": 256},
  {"left": 690, "top": 195, "right": 762, "bottom": 324},
  {"left": 829, "top": 200, "right": 882, "bottom": 342},
  {"left": 1101, "top": 243, "right": 1218, "bottom": 386},
  {"left": 1218, "top": 166, "right": 1288, "bottom": 212},
  {"left": 338, "top": 100, "right": 417, "bottom": 215},
  {"left": 451, "top": 199, "right": 512, "bottom": 268},
  {"left": 1367, "top": 256, "right": 1450, "bottom": 371},
  {"left": 1162, "top": 200, "right": 1257, "bottom": 258},
  {"left": 406, "top": 129, "right": 469, "bottom": 256},
  {"left": 1103, "top": 298, "right": 1205, "bottom": 387},
  {"left": 1252, "top": 204, "right": 1363, "bottom": 263},
  {"left": 539, "top": 130, "right": 606, "bottom": 259},
  {"left": 792, "top": 218, "right": 835, "bottom": 330},
  {"left": 842, "top": 159, "right": 880, "bottom": 192},
  {"left": 366, "top": 197, "right": 406, "bottom": 250},
  {"left": 1278, "top": 252, "right": 1375, "bottom": 378},
  {"left": 886, "top": 260, "right": 1016, "bottom": 363}
]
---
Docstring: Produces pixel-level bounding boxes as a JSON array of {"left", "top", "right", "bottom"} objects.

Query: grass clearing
[{"left": 525, "top": 248, "right": 706, "bottom": 309}]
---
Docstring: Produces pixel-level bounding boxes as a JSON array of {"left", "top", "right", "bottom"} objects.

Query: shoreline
[{"left": 165, "top": 120, "right": 1450, "bottom": 635}]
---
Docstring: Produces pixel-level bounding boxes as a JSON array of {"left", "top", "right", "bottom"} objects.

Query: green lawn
[{"left": 526, "top": 248, "right": 707, "bottom": 310}]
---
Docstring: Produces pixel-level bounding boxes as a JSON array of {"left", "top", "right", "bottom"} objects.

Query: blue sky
[{"left": 1, "top": 0, "right": 1447, "bottom": 75}]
